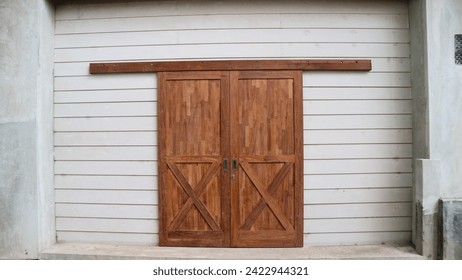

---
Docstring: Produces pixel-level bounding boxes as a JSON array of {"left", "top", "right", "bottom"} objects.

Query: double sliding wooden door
[{"left": 158, "top": 70, "right": 303, "bottom": 247}]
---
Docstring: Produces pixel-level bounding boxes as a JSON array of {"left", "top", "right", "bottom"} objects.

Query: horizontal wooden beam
[{"left": 90, "top": 60, "right": 371, "bottom": 74}]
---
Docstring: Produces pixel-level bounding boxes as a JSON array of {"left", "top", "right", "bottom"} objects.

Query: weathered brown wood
[
  {"left": 158, "top": 71, "right": 230, "bottom": 247},
  {"left": 239, "top": 160, "right": 295, "bottom": 233},
  {"left": 293, "top": 69, "right": 304, "bottom": 248},
  {"left": 240, "top": 161, "right": 294, "bottom": 231},
  {"left": 230, "top": 70, "right": 304, "bottom": 247},
  {"left": 166, "top": 160, "right": 222, "bottom": 232},
  {"left": 159, "top": 70, "right": 303, "bottom": 247},
  {"left": 90, "top": 59, "right": 371, "bottom": 74}
]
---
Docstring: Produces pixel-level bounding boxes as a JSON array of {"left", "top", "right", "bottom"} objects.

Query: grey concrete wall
[
  {"left": 410, "top": 0, "right": 462, "bottom": 259},
  {"left": 426, "top": 0, "right": 462, "bottom": 197},
  {"left": 0, "top": 0, "right": 55, "bottom": 259},
  {"left": 426, "top": 0, "right": 462, "bottom": 260}
]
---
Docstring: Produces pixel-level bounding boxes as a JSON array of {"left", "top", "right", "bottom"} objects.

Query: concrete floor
[{"left": 39, "top": 243, "right": 425, "bottom": 260}]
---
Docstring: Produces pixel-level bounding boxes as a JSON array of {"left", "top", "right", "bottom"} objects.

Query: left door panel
[{"left": 158, "top": 71, "right": 230, "bottom": 246}]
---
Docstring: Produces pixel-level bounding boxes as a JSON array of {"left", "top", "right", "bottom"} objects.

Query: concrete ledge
[{"left": 39, "top": 243, "right": 424, "bottom": 260}]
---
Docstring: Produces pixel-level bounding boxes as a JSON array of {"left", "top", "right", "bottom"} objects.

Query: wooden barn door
[
  {"left": 158, "top": 70, "right": 302, "bottom": 247},
  {"left": 158, "top": 71, "right": 231, "bottom": 247},
  {"left": 230, "top": 71, "right": 303, "bottom": 247}
]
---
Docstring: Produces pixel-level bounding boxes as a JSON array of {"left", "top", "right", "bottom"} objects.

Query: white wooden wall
[{"left": 54, "top": 0, "right": 412, "bottom": 245}]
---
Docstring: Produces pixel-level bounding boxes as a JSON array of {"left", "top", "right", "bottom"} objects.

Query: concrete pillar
[
  {"left": 0, "top": 0, "right": 55, "bottom": 259},
  {"left": 410, "top": 0, "right": 462, "bottom": 259}
]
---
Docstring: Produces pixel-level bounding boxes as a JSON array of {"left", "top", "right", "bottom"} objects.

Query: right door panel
[{"left": 230, "top": 71, "right": 304, "bottom": 247}]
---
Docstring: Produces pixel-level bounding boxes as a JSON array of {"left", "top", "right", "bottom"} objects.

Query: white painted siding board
[
  {"left": 54, "top": 75, "right": 156, "bottom": 91},
  {"left": 303, "top": 100, "right": 412, "bottom": 115},
  {"left": 178, "top": 0, "right": 408, "bottom": 16},
  {"left": 55, "top": 29, "right": 410, "bottom": 49},
  {"left": 54, "top": 102, "right": 157, "bottom": 117},
  {"left": 56, "top": 204, "right": 157, "bottom": 219},
  {"left": 303, "top": 73, "right": 411, "bottom": 87},
  {"left": 54, "top": 0, "right": 412, "bottom": 246},
  {"left": 66, "top": 1, "right": 178, "bottom": 20},
  {"left": 304, "top": 144, "right": 412, "bottom": 159},
  {"left": 55, "top": 189, "right": 157, "bottom": 204},
  {"left": 369, "top": 58, "right": 410, "bottom": 73},
  {"left": 54, "top": 89, "right": 157, "bottom": 103},
  {"left": 304, "top": 232, "right": 411, "bottom": 245},
  {"left": 55, "top": 4, "right": 80, "bottom": 20},
  {"left": 304, "top": 129, "right": 412, "bottom": 144},
  {"left": 54, "top": 117, "right": 157, "bottom": 132},
  {"left": 55, "top": 15, "right": 282, "bottom": 35},
  {"left": 280, "top": 14, "right": 408, "bottom": 29},
  {"left": 305, "top": 188, "right": 412, "bottom": 204},
  {"left": 305, "top": 217, "right": 412, "bottom": 233},
  {"left": 55, "top": 147, "right": 157, "bottom": 161},
  {"left": 304, "top": 203, "right": 412, "bottom": 219},
  {"left": 55, "top": 161, "right": 157, "bottom": 176},
  {"left": 305, "top": 159, "right": 412, "bottom": 174},
  {"left": 54, "top": 132, "right": 157, "bottom": 146},
  {"left": 304, "top": 115, "right": 412, "bottom": 130},
  {"left": 305, "top": 174, "right": 412, "bottom": 190},
  {"left": 56, "top": 217, "right": 158, "bottom": 233},
  {"left": 55, "top": 43, "right": 409, "bottom": 63},
  {"left": 303, "top": 88, "right": 412, "bottom": 100},
  {"left": 55, "top": 14, "right": 408, "bottom": 35},
  {"left": 56, "top": 231, "right": 157, "bottom": 245},
  {"left": 55, "top": 175, "right": 156, "bottom": 190},
  {"left": 56, "top": 0, "right": 407, "bottom": 20}
]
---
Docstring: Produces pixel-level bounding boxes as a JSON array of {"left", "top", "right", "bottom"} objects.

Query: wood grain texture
[
  {"left": 158, "top": 71, "right": 230, "bottom": 247},
  {"left": 158, "top": 70, "right": 303, "bottom": 247},
  {"left": 230, "top": 70, "right": 303, "bottom": 247},
  {"left": 90, "top": 60, "right": 371, "bottom": 74}
]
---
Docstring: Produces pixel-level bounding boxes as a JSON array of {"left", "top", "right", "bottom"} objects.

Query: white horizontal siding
[
  {"left": 54, "top": 102, "right": 157, "bottom": 117},
  {"left": 54, "top": 89, "right": 157, "bottom": 103},
  {"left": 304, "top": 144, "right": 412, "bottom": 159},
  {"left": 55, "top": 29, "right": 410, "bottom": 49},
  {"left": 54, "top": 0, "right": 412, "bottom": 246},
  {"left": 55, "top": 0, "right": 408, "bottom": 20},
  {"left": 57, "top": 231, "right": 157, "bottom": 245},
  {"left": 304, "top": 203, "right": 412, "bottom": 219},
  {"left": 55, "top": 175, "right": 156, "bottom": 190},
  {"left": 54, "top": 117, "right": 157, "bottom": 132},
  {"left": 305, "top": 188, "right": 411, "bottom": 204},
  {"left": 56, "top": 217, "right": 158, "bottom": 233},
  {"left": 56, "top": 204, "right": 157, "bottom": 219},
  {"left": 304, "top": 115, "right": 412, "bottom": 130},
  {"left": 55, "top": 189, "right": 157, "bottom": 204},
  {"left": 304, "top": 232, "right": 411, "bottom": 246},
  {"left": 305, "top": 159, "right": 412, "bottom": 175},
  {"left": 54, "top": 132, "right": 157, "bottom": 146},
  {"left": 55, "top": 44, "right": 409, "bottom": 62},
  {"left": 305, "top": 174, "right": 412, "bottom": 190},
  {"left": 55, "top": 146, "right": 158, "bottom": 161},
  {"left": 55, "top": 14, "right": 408, "bottom": 35},
  {"left": 304, "top": 217, "right": 411, "bottom": 233},
  {"left": 55, "top": 161, "right": 157, "bottom": 176},
  {"left": 304, "top": 129, "right": 412, "bottom": 144},
  {"left": 54, "top": 74, "right": 156, "bottom": 91}
]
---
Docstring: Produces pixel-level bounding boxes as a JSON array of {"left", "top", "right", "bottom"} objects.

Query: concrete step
[{"left": 39, "top": 243, "right": 424, "bottom": 260}]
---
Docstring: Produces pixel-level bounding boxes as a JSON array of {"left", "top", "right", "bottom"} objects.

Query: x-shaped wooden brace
[
  {"left": 166, "top": 160, "right": 221, "bottom": 231},
  {"left": 239, "top": 160, "right": 295, "bottom": 233}
]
